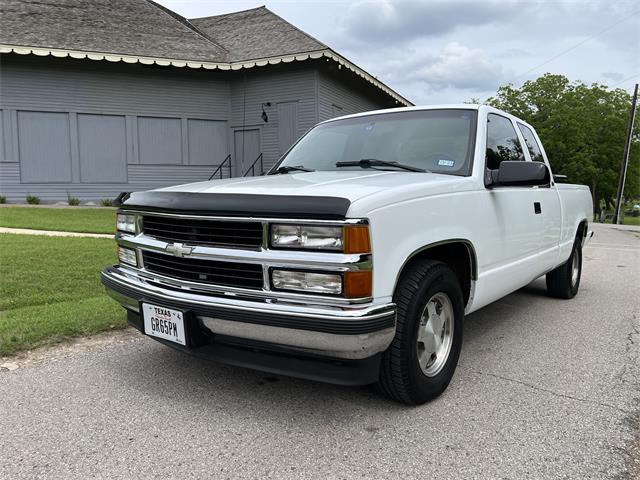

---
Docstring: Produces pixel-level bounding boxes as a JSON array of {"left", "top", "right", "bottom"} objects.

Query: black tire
[
  {"left": 375, "top": 260, "right": 464, "bottom": 405},
  {"left": 546, "top": 237, "right": 582, "bottom": 299}
]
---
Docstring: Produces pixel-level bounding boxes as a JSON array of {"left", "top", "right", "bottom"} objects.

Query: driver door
[{"left": 480, "top": 113, "right": 548, "bottom": 300}]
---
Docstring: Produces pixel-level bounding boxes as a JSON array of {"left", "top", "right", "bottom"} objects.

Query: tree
[{"left": 485, "top": 74, "right": 639, "bottom": 214}]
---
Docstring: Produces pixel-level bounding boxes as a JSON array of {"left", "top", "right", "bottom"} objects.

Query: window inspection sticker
[{"left": 438, "top": 159, "right": 455, "bottom": 167}]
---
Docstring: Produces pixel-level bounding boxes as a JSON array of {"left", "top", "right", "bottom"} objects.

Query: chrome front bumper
[{"left": 101, "top": 266, "right": 396, "bottom": 360}]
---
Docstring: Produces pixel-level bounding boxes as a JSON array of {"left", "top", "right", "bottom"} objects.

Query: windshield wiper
[
  {"left": 271, "top": 165, "right": 315, "bottom": 174},
  {"left": 336, "top": 159, "right": 426, "bottom": 172}
]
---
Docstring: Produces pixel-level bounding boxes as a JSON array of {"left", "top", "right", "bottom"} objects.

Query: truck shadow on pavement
[{"left": 115, "top": 277, "right": 555, "bottom": 416}]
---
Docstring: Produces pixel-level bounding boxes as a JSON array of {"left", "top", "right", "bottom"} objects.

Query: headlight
[
  {"left": 270, "top": 224, "right": 371, "bottom": 253},
  {"left": 271, "top": 269, "right": 342, "bottom": 295},
  {"left": 117, "top": 246, "right": 137, "bottom": 267},
  {"left": 116, "top": 213, "right": 136, "bottom": 234},
  {"left": 271, "top": 224, "right": 343, "bottom": 250}
]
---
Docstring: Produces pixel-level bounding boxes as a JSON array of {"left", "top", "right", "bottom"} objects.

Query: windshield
[{"left": 275, "top": 109, "right": 477, "bottom": 175}]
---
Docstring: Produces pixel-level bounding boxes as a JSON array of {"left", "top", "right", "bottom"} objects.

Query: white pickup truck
[{"left": 102, "top": 105, "right": 593, "bottom": 404}]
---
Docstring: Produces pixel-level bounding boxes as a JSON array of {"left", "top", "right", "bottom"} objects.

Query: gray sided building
[{"left": 0, "top": 0, "right": 412, "bottom": 202}]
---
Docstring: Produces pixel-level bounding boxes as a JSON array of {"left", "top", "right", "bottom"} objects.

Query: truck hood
[{"left": 158, "top": 171, "right": 476, "bottom": 215}]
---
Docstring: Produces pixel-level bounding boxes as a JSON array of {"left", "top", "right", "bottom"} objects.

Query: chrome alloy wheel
[
  {"left": 571, "top": 251, "right": 580, "bottom": 287},
  {"left": 416, "top": 292, "right": 454, "bottom": 377}
]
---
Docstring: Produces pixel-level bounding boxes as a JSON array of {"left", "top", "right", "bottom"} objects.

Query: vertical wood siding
[
  {"left": 277, "top": 101, "right": 299, "bottom": 157},
  {"left": 137, "top": 117, "right": 183, "bottom": 165},
  {"left": 233, "top": 129, "right": 261, "bottom": 175},
  {"left": 187, "top": 120, "right": 228, "bottom": 166},
  {"left": 77, "top": 114, "right": 127, "bottom": 183},
  {"left": 17, "top": 111, "right": 73, "bottom": 183}
]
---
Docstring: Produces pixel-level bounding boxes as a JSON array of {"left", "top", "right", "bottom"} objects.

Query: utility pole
[{"left": 613, "top": 83, "right": 638, "bottom": 224}]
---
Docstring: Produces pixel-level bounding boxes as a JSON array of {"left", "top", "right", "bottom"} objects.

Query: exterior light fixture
[{"left": 261, "top": 102, "right": 271, "bottom": 122}]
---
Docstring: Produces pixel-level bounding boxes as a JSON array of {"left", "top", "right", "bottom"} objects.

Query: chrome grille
[
  {"left": 142, "top": 251, "right": 264, "bottom": 290},
  {"left": 142, "top": 215, "right": 263, "bottom": 249}
]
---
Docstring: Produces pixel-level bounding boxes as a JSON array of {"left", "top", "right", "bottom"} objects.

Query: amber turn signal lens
[
  {"left": 343, "top": 225, "right": 371, "bottom": 254},
  {"left": 344, "top": 270, "right": 372, "bottom": 298}
]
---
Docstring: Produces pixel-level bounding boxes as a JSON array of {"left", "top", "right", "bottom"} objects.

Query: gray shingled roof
[
  {"left": 190, "top": 6, "right": 327, "bottom": 62},
  {"left": 0, "top": 1, "right": 411, "bottom": 104},
  {"left": 0, "top": 0, "right": 228, "bottom": 62}
]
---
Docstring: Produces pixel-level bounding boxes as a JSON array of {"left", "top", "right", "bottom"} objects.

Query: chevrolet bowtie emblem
[{"left": 165, "top": 243, "right": 194, "bottom": 257}]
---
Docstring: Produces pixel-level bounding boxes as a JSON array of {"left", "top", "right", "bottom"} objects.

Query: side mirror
[
  {"left": 485, "top": 161, "right": 551, "bottom": 188},
  {"left": 553, "top": 174, "right": 569, "bottom": 183}
]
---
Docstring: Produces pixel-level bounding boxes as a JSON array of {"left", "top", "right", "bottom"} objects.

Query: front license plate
[{"left": 142, "top": 303, "right": 186, "bottom": 346}]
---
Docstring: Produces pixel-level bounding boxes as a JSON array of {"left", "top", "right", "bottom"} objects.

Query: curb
[{"left": 0, "top": 227, "right": 113, "bottom": 238}]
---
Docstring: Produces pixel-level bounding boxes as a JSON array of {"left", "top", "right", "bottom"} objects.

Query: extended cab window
[
  {"left": 517, "top": 123, "right": 545, "bottom": 162},
  {"left": 485, "top": 113, "right": 524, "bottom": 169}
]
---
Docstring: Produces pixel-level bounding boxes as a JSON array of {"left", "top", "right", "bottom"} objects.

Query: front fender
[{"left": 365, "top": 195, "right": 480, "bottom": 302}]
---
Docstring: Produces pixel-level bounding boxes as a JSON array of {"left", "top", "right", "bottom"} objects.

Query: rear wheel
[
  {"left": 375, "top": 260, "right": 464, "bottom": 405},
  {"left": 546, "top": 237, "right": 582, "bottom": 299}
]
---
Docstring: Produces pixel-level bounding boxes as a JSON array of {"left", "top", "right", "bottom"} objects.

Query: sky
[{"left": 158, "top": 0, "right": 639, "bottom": 105}]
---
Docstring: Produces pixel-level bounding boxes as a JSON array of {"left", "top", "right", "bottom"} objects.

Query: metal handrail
[
  {"left": 208, "top": 154, "right": 232, "bottom": 180},
  {"left": 243, "top": 153, "right": 263, "bottom": 177}
]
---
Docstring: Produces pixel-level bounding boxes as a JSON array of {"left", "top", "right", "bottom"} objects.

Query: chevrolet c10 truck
[{"left": 102, "top": 105, "right": 593, "bottom": 404}]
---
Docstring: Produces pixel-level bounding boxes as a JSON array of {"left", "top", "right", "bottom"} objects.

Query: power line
[
  {"left": 511, "top": 9, "right": 640, "bottom": 82},
  {"left": 611, "top": 72, "right": 640, "bottom": 88}
]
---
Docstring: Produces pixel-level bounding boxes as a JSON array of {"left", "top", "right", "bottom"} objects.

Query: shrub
[
  {"left": 0, "top": 195, "right": 6, "bottom": 204},
  {"left": 26, "top": 195, "right": 40, "bottom": 205},
  {"left": 67, "top": 196, "right": 81, "bottom": 206},
  {"left": 100, "top": 198, "right": 113, "bottom": 207}
]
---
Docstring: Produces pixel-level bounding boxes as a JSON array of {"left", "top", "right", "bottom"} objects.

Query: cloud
[
  {"left": 377, "top": 42, "right": 510, "bottom": 92},
  {"left": 601, "top": 71, "right": 625, "bottom": 82},
  {"left": 337, "top": 0, "right": 525, "bottom": 45},
  {"left": 160, "top": 0, "right": 639, "bottom": 103},
  {"left": 416, "top": 43, "right": 507, "bottom": 90}
]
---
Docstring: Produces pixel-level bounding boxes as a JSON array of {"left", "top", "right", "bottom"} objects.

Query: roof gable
[
  {"left": 190, "top": 6, "right": 326, "bottom": 62},
  {"left": 0, "top": 0, "right": 228, "bottom": 62}
]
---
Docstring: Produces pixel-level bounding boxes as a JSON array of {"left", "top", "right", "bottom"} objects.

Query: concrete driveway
[{"left": 1, "top": 223, "right": 638, "bottom": 479}]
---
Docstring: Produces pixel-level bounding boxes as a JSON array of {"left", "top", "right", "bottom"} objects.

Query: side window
[
  {"left": 517, "top": 123, "right": 545, "bottom": 162},
  {"left": 485, "top": 113, "right": 524, "bottom": 170}
]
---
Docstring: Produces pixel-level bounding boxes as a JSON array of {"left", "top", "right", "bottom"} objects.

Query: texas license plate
[{"left": 142, "top": 303, "right": 186, "bottom": 346}]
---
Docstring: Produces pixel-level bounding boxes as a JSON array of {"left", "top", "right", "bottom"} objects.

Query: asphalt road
[{"left": 1, "top": 223, "right": 638, "bottom": 479}]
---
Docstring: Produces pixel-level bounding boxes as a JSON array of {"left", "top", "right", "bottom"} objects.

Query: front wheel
[
  {"left": 546, "top": 237, "right": 582, "bottom": 299},
  {"left": 375, "top": 260, "right": 464, "bottom": 405}
]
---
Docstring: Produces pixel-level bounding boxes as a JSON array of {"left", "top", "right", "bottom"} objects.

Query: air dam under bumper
[{"left": 101, "top": 266, "right": 396, "bottom": 383}]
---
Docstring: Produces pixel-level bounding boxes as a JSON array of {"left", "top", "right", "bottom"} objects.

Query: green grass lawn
[
  {"left": 622, "top": 216, "right": 640, "bottom": 226},
  {"left": 0, "top": 206, "right": 116, "bottom": 234},
  {"left": 0, "top": 233, "right": 125, "bottom": 356}
]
